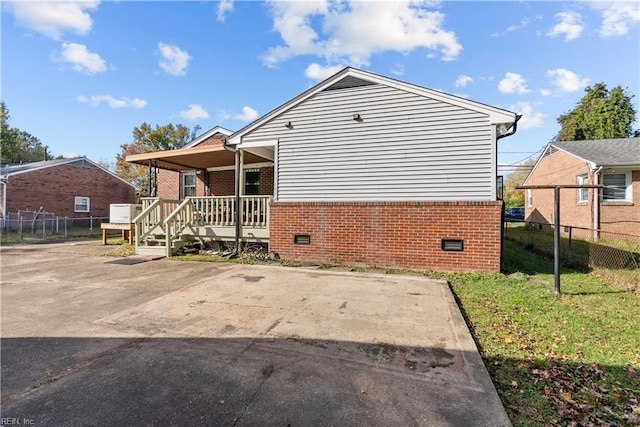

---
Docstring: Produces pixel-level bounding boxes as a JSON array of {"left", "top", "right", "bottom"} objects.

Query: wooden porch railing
[{"left": 136, "top": 196, "right": 272, "bottom": 257}]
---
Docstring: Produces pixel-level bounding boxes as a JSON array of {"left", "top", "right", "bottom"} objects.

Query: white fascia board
[
  {"left": 522, "top": 144, "right": 549, "bottom": 186},
  {"left": 184, "top": 126, "right": 234, "bottom": 148},
  {"left": 347, "top": 69, "right": 517, "bottom": 125},
  {"left": 236, "top": 139, "right": 278, "bottom": 149},
  {"left": 550, "top": 144, "right": 597, "bottom": 169},
  {"left": 206, "top": 161, "right": 273, "bottom": 172},
  {"left": 227, "top": 67, "right": 516, "bottom": 146}
]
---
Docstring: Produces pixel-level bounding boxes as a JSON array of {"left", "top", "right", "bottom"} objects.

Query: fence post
[
  {"left": 64, "top": 217, "right": 68, "bottom": 239},
  {"left": 56, "top": 216, "right": 59, "bottom": 234},
  {"left": 18, "top": 214, "right": 23, "bottom": 240},
  {"left": 568, "top": 226, "right": 572, "bottom": 248},
  {"left": 90, "top": 216, "right": 93, "bottom": 237},
  {"left": 42, "top": 217, "right": 46, "bottom": 239}
]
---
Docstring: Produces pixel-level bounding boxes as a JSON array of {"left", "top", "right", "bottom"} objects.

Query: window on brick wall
[
  {"left": 577, "top": 174, "right": 588, "bottom": 203},
  {"left": 181, "top": 171, "right": 196, "bottom": 198},
  {"left": 603, "top": 172, "right": 631, "bottom": 202},
  {"left": 527, "top": 189, "right": 533, "bottom": 207},
  {"left": 74, "top": 196, "right": 90, "bottom": 213},
  {"left": 245, "top": 169, "right": 260, "bottom": 195}
]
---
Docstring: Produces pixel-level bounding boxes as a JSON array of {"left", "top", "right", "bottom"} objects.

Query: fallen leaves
[{"left": 532, "top": 360, "right": 640, "bottom": 425}]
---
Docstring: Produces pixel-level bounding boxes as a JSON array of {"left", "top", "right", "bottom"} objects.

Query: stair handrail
[
  {"left": 133, "top": 198, "right": 181, "bottom": 253},
  {"left": 163, "top": 198, "right": 194, "bottom": 257},
  {"left": 133, "top": 198, "right": 162, "bottom": 253}
]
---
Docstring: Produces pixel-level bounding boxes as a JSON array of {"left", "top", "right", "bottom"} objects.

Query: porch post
[{"left": 234, "top": 149, "right": 242, "bottom": 252}]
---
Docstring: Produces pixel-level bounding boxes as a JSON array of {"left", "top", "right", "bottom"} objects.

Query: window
[
  {"left": 244, "top": 169, "right": 260, "bottom": 195},
  {"left": 74, "top": 196, "right": 90, "bottom": 213},
  {"left": 602, "top": 172, "right": 630, "bottom": 202},
  {"left": 527, "top": 189, "right": 533, "bottom": 207},
  {"left": 577, "top": 174, "right": 588, "bottom": 203},
  {"left": 181, "top": 172, "right": 196, "bottom": 198}
]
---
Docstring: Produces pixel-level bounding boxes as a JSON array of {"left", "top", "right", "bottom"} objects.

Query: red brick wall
[
  {"left": 260, "top": 167, "right": 274, "bottom": 196},
  {"left": 270, "top": 201, "right": 504, "bottom": 272},
  {"left": 525, "top": 150, "right": 593, "bottom": 229},
  {"left": 157, "top": 169, "right": 180, "bottom": 199},
  {"left": 5, "top": 163, "right": 135, "bottom": 217},
  {"left": 209, "top": 170, "right": 235, "bottom": 196},
  {"left": 158, "top": 170, "right": 209, "bottom": 198},
  {"left": 208, "top": 167, "right": 274, "bottom": 196}
]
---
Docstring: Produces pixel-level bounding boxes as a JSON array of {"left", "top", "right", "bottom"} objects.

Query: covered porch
[{"left": 126, "top": 141, "right": 275, "bottom": 257}]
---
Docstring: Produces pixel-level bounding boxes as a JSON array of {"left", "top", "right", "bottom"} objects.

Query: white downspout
[{"left": 592, "top": 166, "right": 603, "bottom": 241}]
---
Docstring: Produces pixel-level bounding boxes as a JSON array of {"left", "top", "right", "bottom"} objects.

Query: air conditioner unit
[{"left": 109, "top": 204, "right": 142, "bottom": 223}]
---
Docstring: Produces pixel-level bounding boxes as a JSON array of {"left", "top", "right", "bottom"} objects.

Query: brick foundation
[{"left": 269, "top": 201, "right": 504, "bottom": 273}]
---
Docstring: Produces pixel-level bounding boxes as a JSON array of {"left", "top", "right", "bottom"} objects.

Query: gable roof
[
  {"left": 227, "top": 67, "right": 517, "bottom": 145},
  {"left": 522, "top": 137, "right": 640, "bottom": 186},
  {"left": 551, "top": 138, "right": 640, "bottom": 167},
  {"left": 184, "top": 126, "right": 233, "bottom": 148},
  {"left": 1, "top": 157, "right": 136, "bottom": 188}
]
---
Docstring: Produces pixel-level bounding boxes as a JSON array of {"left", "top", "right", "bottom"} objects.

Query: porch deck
[{"left": 133, "top": 196, "right": 271, "bottom": 257}]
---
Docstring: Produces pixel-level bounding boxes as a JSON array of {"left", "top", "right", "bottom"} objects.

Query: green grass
[{"left": 448, "top": 239, "right": 640, "bottom": 426}]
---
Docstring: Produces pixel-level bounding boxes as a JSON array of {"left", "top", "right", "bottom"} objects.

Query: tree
[
  {"left": 115, "top": 122, "right": 200, "bottom": 195},
  {"left": 556, "top": 83, "right": 638, "bottom": 141},
  {"left": 503, "top": 160, "right": 536, "bottom": 208},
  {"left": 1, "top": 101, "right": 51, "bottom": 163}
]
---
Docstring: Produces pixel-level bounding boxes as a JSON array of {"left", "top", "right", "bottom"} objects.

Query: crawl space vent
[
  {"left": 441, "top": 239, "right": 464, "bottom": 251},
  {"left": 294, "top": 235, "right": 311, "bottom": 245}
]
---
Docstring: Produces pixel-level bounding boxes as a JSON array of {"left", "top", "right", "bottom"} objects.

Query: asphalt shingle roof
[{"left": 552, "top": 138, "right": 640, "bottom": 166}]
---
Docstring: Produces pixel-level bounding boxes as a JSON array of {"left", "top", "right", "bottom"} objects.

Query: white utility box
[{"left": 109, "top": 204, "right": 142, "bottom": 223}]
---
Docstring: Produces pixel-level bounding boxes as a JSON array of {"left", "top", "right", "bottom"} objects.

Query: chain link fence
[
  {"left": 504, "top": 221, "right": 640, "bottom": 291},
  {"left": 1, "top": 210, "right": 111, "bottom": 242}
]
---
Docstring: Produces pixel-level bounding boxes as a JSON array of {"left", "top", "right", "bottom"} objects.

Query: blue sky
[{"left": 2, "top": 1, "right": 639, "bottom": 175}]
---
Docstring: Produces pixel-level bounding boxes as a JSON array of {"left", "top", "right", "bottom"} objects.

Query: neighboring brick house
[
  {"left": 523, "top": 138, "right": 640, "bottom": 238},
  {"left": 0, "top": 157, "right": 136, "bottom": 218}
]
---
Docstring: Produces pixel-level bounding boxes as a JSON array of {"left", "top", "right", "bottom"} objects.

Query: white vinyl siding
[{"left": 241, "top": 84, "right": 494, "bottom": 201}]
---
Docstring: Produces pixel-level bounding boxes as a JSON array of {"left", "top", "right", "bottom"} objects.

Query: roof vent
[{"left": 323, "top": 76, "right": 376, "bottom": 91}]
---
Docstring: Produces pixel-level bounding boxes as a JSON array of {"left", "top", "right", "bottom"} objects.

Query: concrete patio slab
[{"left": 1, "top": 241, "right": 510, "bottom": 426}]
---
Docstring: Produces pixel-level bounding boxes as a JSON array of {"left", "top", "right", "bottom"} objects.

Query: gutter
[
  {"left": 496, "top": 114, "right": 522, "bottom": 141},
  {"left": 222, "top": 138, "right": 241, "bottom": 258},
  {"left": 497, "top": 114, "right": 521, "bottom": 273}
]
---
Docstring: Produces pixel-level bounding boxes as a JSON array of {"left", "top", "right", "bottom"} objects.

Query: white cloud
[
  {"left": 391, "top": 64, "right": 405, "bottom": 76},
  {"left": 216, "top": 0, "right": 233, "bottom": 22},
  {"left": 547, "top": 11, "right": 584, "bottom": 41},
  {"left": 263, "top": 0, "right": 462, "bottom": 68},
  {"left": 590, "top": 1, "right": 640, "bottom": 37},
  {"left": 56, "top": 42, "right": 106, "bottom": 74},
  {"left": 509, "top": 102, "right": 546, "bottom": 130},
  {"left": 455, "top": 74, "right": 473, "bottom": 87},
  {"left": 76, "top": 95, "right": 147, "bottom": 109},
  {"left": 6, "top": 1, "right": 99, "bottom": 39},
  {"left": 540, "top": 89, "right": 552, "bottom": 97},
  {"left": 220, "top": 106, "right": 259, "bottom": 122},
  {"left": 304, "top": 63, "right": 343, "bottom": 81},
  {"left": 546, "top": 68, "right": 589, "bottom": 92},
  {"left": 498, "top": 72, "right": 530, "bottom": 94},
  {"left": 158, "top": 42, "right": 191, "bottom": 76},
  {"left": 180, "top": 104, "right": 209, "bottom": 121}
]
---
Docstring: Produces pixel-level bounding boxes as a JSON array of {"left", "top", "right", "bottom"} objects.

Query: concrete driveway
[{"left": 1, "top": 241, "right": 510, "bottom": 426}]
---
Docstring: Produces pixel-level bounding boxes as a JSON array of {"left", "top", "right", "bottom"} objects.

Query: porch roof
[{"left": 125, "top": 144, "right": 269, "bottom": 172}]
